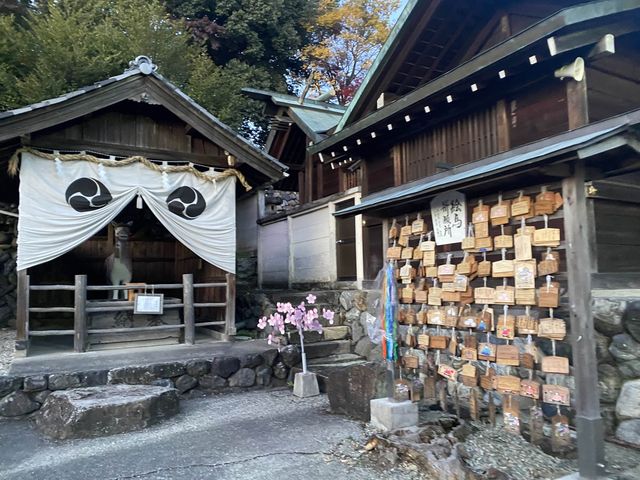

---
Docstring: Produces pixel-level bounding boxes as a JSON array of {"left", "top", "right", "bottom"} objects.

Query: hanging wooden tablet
[
  {"left": 413, "top": 244, "right": 424, "bottom": 260},
  {"left": 495, "top": 285, "right": 516, "bottom": 305},
  {"left": 473, "top": 200, "right": 490, "bottom": 223},
  {"left": 406, "top": 307, "right": 417, "bottom": 325},
  {"left": 493, "top": 248, "right": 515, "bottom": 278},
  {"left": 470, "top": 388, "right": 479, "bottom": 420},
  {"left": 425, "top": 265, "right": 438, "bottom": 278},
  {"left": 430, "top": 335, "right": 448, "bottom": 350},
  {"left": 418, "top": 333, "right": 430, "bottom": 349},
  {"left": 462, "top": 235, "right": 476, "bottom": 251},
  {"left": 511, "top": 192, "right": 532, "bottom": 217},
  {"left": 494, "top": 226, "right": 514, "bottom": 249},
  {"left": 515, "top": 260, "right": 537, "bottom": 289},
  {"left": 460, "top": 286, "right": 475, "bottom": 305},
  {"left": 515, "top": 288, "right": 537, "bottom": 305},
  {"left": 459, "top": 307, "right": 479, "bottom": 329},
  {"left": 533, "top": 214, "right": 561, "bottom": 247},
  {"left": 389, "top": 219, "right": 399, "bottom": 239},
  {"left": 415, "top": 289, "right": 428, "bottom": 304},
  {"left": 442, "top": 290, "right": 461, "bottom": 303},
  {"left": 400, "top": 220, "right": 412, "bottom": 238},
  {"left": 412, "top": 213, "right": 427, "bottom": 235},
  {"left": 423, "top": 250, "right": 436, "bottom": 266},
  {"left": 443, "top": 305, "right": 460, "bottom": 328},
  {"left": 448, "top": 330, "right": 458, "bottom": 356},
  {"left": 411, "top": 376, "right": 424, "bottom": 402},
  {"left": 480, "top": 365, "right": 495, "bottom": 389},
  {"left": 514, "top": 233, "right": 533, "bottom": 261},
  {"left": 403, "top": 353, "right": 419, "bottom": 369},
  {"left": 399, "top": 259, "right": 413, "bottom": 277},
  {"left": 420, "top": 233, "right": 436, "bottom": 252},
  {"left": 478, "top": 342, "right": 497, "bottom": 361},
  {"left": 474, "top": 236, "right": 494, "bottom": 252},
  {"left": 394, "top": 377, "right": 411, "bottom": 402},
  {"left": 401, "top": 246, "right": 415, "bottom": 260},
  {"left": 474, "top": 222, "right": 489, "bottom": 239},
  {"left": 464, "top": 332, "right": 478, "bottom": 349},
  {"left": 541, "top": 356, "right": 570, "bottom": 374},
  {"left": 477, "top": 307, "right": 494, "bottom": 332},
  {"left": 438, "top": 262, "right": 456, "bottom": 283},
  {"left": 456, "top": 253, "right": 476, "bottom": 275},
  {"left": 520, "top": 379, "right": 541, "bottom": 399},
  {"left": 503, "top": 395, "right": 521, "bottom": 435},
  {"left": 454, "top": 274, "right": 469, "bottom": 292},
  {"left": 462, "top": 347, "right": 478, "bottom": 362},
  {"left": 543, "top": 385, "right": 571, "bottom": 406},
  {"left": 474, "top": 286, "right": 496, "bottom": 305},
  {"left": 398, "top": 234, "right": 410, "bottom": 247},
  {"left": 490, "top": 195, "right": 510, "bottom": 226},
  {"left": 387, "top": 244, "right": 402, "bottom": 260},
  {"left": 496, "top": 312, "right": 516, "bottom": 340},
  {"left": 538, "top": 249, "right": 559, "bottom": 276},
  {"left": 496, "top": 376, "right": 521, "bottom": 394},
  {"left": 530, "top": 406, "right": 545, "bottom": 445},
  {"left": 428, "top": 287, "right": 442, "bottom": 306},
  {"left": 538, "top": 277, "right": 560, "bottom": 308},
  {"left": 538, "top": 317, "right": 566, "bottom": 340},
  {"left": 438, "top": 364, "right": 458, "bottom": 381},
  {"left": 535, "top": 187, "right": 557, "bottom": 215},
  {"left": 401, "top": 287, "right": 415, "bottom": 304},
  {"left": 520, "top": 353, "right": 536, "bottom": 370},
  {"left": 496, "top": 345, "right": 520, "bottom": 366},
  {"left": 551, "top": 411, "right": 572, "bottom": 453},
  {"left": 478, "top": 258, "right": 492, "bottom": 277}
]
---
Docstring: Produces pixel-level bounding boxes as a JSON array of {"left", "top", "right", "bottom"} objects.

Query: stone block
[
  {"left": 23, "top": 376, "right": 47, "bottom": 392},
  {"left": 0, "top": 390, "right": 40, "bottom": 417},
  {"left": 239, "top": 353, "right": 263, "bottom": 369},
  {"left": 261, "top": 349, "right": 279, "bottom": 366},
  {"left": 273, "top": 362, "right": 289, "bottom": 380},
  {"left": 616, "top": 379, "right": 640, "bottom": 419},
  {"left": 598, "top": 364, "right": 622, "bottom": 404},
  {"left": 255, "top": 366, "right": 272, "bottom": 387},
  {"left": 186, "top": 360, "right": 211, "bottom": 377},
  {"left": 175, "top": 375, "right": 198, "bottom": 394},
  {"left": 199, "top": 374, "right": 227, "bottom": 390},
  {"left": 0, "top": 376, "right": 23, "bottom": 397},
  {"left": 594, "top": 298, "right": 626, "bottom": 336},
  {"left": 80, "top": 370, "right": 108, "bottom": 387},
  {"left": 328, "top": 362, "right": 388, "bottom": 421},
  {"left": 210, "top": 357, "right": 240, "bottom": 379},
  {"left": 354, "top": 337, "right": 373, "bottom": 358},
  {"left": 279, "top": 345, "right": 301, "bottom": 367},
  {"left": 48, "top": 373, "right": 83, "bottom": 390},
  {"left": 625, "top": 301, "right": 640, "bottom": 342},
  {"left": 228, "top": 368, "right": 256, "bottom": 388},
  {"left": 32, "top": 390, "right": 51, "bottom": 405},
  {"left": 152, "top": 378, "right": 175, "bottom": 388},
  {"left": 34, "top": 385, "right": 179, "bottom": 439},
  {"left": 616, "top": 419, "right": 640, "bottom": 447},
  {"left": 323, "top": 326, "right": 349, "bottom": 341},
  {"left": 108, "top": 366, "right": 157, "bottom": 385},
  {"left": 293, "top": 372, "right": 320, "bottom": 398},
  {"left": 609, "top": 334, "right": 640, "bottom": 362},
  {"left": 149, "top": 362, "right": 186, "bottom": 379},
  {"left": 370, "top": 398, "right": 418, "bottom": 431}
]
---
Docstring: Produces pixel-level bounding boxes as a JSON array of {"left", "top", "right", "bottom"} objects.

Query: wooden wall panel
[
  {"left": 365, "top": 149, "right": 394, "bottom": 194},
  {"left": 594, "top": 200, "right": 640, "bottom": 273}
]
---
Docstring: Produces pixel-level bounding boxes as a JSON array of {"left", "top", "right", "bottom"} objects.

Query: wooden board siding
[
  {"left": 289, "top": 207, "right": 334, "bottom": 284},
  {"left": 398, "top": 104, "right": 500, "bottom": 183},
  {"left": 593, "top": 200, "right": 640, "bottom": 273},
  {"left": 365, "top": 148, "right": 394, "bottom": 195},
  {"left": 258, "top": 219, "right": 289, "bottom": 287},
  {"left": 508, "top": 78, "right": 568, "bottom": 148},
  {"left": 322, "top": 163, "right": 340, "bottom": 197}
]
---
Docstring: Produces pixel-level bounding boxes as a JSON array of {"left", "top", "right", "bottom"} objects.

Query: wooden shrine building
[
  {"left": 309, "top": 0, "right": 640, "bottom": 477},
  {"left": 0, "top": 56, "right": 287, "bottom": 357}
]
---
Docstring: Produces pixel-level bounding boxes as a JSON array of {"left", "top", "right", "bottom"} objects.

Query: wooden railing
[{"left": 16, "top": 272, "right": 236, "bottom": 354}]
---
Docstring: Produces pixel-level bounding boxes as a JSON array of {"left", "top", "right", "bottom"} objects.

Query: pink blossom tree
[{"left": 258, "top": 294, "right": 335, "bottom": 373}]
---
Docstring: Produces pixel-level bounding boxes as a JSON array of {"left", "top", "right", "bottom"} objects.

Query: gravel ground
[
  {"left": 0, "top": 328, "right": 15, "bottom": 374},
  {"left": 0, "top": 389, "right": 427, "bottom": 480}
]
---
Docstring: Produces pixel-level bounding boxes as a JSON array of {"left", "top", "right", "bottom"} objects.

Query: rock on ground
[{"left": 34, "top": 384, "right": 179, "bottom": 439}]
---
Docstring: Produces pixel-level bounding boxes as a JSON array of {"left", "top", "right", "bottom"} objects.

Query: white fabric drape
[{"left": 17, "top": 152, "right": 236, "bottom": 273}]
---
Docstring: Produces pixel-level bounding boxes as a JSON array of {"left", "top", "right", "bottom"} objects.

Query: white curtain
[{"left": 17, "top": 152, "right": 236, "bottom": 273}]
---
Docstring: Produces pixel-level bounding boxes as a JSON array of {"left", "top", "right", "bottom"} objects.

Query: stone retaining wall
[
  {"left": 0, "top": 202, "right": 17, "bottom": 328},
  {"left": 0, "top": 347, "right": 301, "bottom": 417}
]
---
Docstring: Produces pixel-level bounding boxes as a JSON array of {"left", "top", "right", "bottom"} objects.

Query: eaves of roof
[{"left": 313, "top": 0, "right": 640, "bottom": 156}]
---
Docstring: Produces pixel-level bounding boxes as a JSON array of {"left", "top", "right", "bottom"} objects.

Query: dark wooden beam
[
  {"left": 562, "top": 160, "right": 605, "bottom": 479},
  {"left": 567, "top": 77, "right": 589, "bottom": 130},
  {"left": 27, "top": 137, "right": 229, "bottom": 167},
  {"left": 547, "top": 18, "right": 639, "bottom": 56},
  {"left": 15, "top": 270, "right": 29, "bottom": 357}
]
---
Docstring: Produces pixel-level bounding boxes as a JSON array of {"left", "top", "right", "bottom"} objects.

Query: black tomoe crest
[
  {"left": 65, "top": 178, "right": 113, "bottom": 212},
  {"left": 166, "top": 187, "right": 206, "bottom": 220}
]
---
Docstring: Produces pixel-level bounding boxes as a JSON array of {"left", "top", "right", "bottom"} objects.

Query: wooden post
[
  {"left": 183, "top": 273, "right": 195, "bottom": 345},
  {"left": 15, "top": 269, "right": 29, "bottom": 357},
  {"left": 562, "top": 160, "right": 605, "bottom": 479},
  {"left": 224, "top": 273, "right": 236, "bottom": 341},
  {"left": 73, "top": 275, "right": 87, "bottom": 353},
  {"left": 496, "top": 99, "right": 510, "bottom": 152},
  {"left": 567, "top": 76, "right": 589, "bottom": 130}
]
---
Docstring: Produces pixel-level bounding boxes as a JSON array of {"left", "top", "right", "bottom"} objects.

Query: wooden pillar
[
  {"left": 392, "top": 145, "right": 404, "bottom": 186},
  {"left": 496, "top": 99, "right": 510, "bottom": 152},
  {"left": 305, "top": 150, "right": 314, "bottom": 203},
  {"left": 73, "top": 275, "right": 87, "bottom": 353},
  {"left": 316, "top": 155, "right": 324, "bottom": 199},
  {"left": 567, "top": 76, "right": 589, "bottom": 130},
  {"left": 562, "top": 160, "right": 605, "bottom": 479},
  {"left": 224, "top": 273, "right": 236, "bottom": 340},
  {"left": 15, "top": 269, "right": 29, "bottom": 357},
  {"left": 183, "top": 273, "right": 195, "bottom": 345}
]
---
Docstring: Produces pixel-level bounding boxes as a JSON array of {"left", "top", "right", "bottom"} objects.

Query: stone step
[
  {"left": 304, "top": 340, "right": 351, "bottom": 360},
  {"left": 293, "top": 353, "right": 368, "bottom": 392},
  {"left": 288, "top": 326, "right": 350, "bottom": 344}
]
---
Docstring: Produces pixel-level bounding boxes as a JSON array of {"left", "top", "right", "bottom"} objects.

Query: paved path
[{"left": 0, "top": 390, "right": 419, "bottom": 480}]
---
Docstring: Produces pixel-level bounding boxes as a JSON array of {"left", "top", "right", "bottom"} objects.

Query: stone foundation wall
[
  {"left": 593, "top": 295, "right": 640, "bottom": 447},
  {"left": 0, "top": 347, "right": 304, "bottom": 417},
  {"left": 263, "top": 189, "right": 299, "bottom": 216},
  {"left": 0, "top": 203, "right": 17, "bottom": 328}
]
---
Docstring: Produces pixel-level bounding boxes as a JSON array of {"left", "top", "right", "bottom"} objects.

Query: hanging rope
[{"left": 8, "top": 147, "right": 252, "bottom": 191}]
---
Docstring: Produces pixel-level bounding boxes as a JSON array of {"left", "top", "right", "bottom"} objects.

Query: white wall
[
  {"left": 289, "top": 206, "right": 335, "bottom": 284},
  {"left": 258, "top": 218, "right": 289, "bottom": 286},
  {"left": 236, "top": 194, "right": 259, "bottom": 254}
]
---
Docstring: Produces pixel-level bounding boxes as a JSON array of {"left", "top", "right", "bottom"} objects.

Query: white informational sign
[
  {"left": 430, "top": 191, "right": 467, "bottom": 246},
  {"left": 134, "top": 293, "right": 164, "bottom": 315}
]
